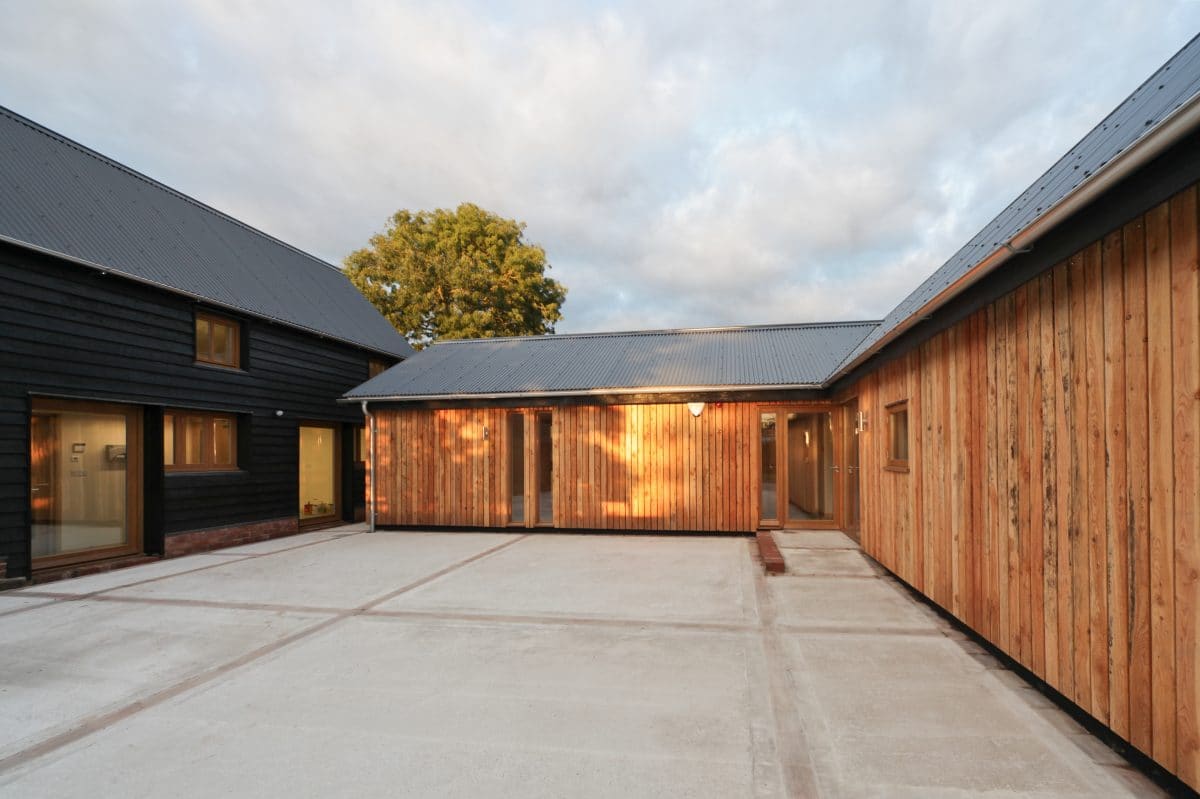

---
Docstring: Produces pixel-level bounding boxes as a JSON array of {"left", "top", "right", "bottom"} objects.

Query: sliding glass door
[{"left": 30, "top": 398, "right": 142, "bottom": 567}]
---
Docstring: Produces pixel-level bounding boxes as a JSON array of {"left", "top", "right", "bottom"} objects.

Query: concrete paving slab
[
  {"left": 0, "top": 595, "right": 55, "bottom": 614},
  {"left": 105, "top": 532, "right": 520, "bottom": 610},
  {"left": 0, "top": 615, "right": 766, "bottom": 798},
  {"left": 375, "top": 534, "right": 758, "bottom": 625},
  {"left": 774, "top": 531, "right": 859, "bottom": 550},
  {"left": 768, "top": 575, "right": 935, "bottom": 631},
  {"left": 781, "top": 548, "right": 881, "bottom": 577},
  {"left": 0, "top": 531, "right": 1164, "bottom": 798},
  {"left": 0, "top": 600, "right": 323, "bottom": 761}
]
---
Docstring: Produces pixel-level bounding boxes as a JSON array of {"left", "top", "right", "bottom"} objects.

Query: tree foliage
[{"left": 345, "top": 203, "right": 567, "bottom": 349}]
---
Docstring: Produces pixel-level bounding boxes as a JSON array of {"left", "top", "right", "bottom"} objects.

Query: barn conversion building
[
  {"left": 348, "top": 35, "right": 1200, "bottom": 790},
  {"left": 0, "top": 106, "right": 413, "bottom": 581}
]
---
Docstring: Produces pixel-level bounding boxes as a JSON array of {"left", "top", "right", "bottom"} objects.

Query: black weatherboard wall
[{"left": 0, "top": 241, "right": 382, "bottom": 577}]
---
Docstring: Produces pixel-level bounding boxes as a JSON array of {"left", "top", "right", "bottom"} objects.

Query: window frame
[
  {"left": 885, "top": 400, "right": 910, "bottom": 472},
  {"left": 367, "top": 358, "right": 388, "bottom": 379},
  {"left": 194, "top": 311, "right": 242, "bottom": 369},
  {"left": 164, "top": 410, "right": 240, "bottom": 472}
]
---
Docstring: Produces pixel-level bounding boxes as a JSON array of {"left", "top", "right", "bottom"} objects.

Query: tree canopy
[{"left": 344, "top": 203, "right": 567, "bottom": 349}]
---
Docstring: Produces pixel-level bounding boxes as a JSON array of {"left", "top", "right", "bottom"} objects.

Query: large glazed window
[
  {"left": 30, "top": 399, "right": 142, "bottom": 566},
  {"left": 508, "top": 413, "right": 525, "bottom": 524},
  {"left": 760, "top": 412, "right": 778, "bottom": 522},
  {"left": 299, "top": 424, "right": 339, "bottom": 523},
  {"left": 535, "top": 411, "right": 553, "bottom": 525}
]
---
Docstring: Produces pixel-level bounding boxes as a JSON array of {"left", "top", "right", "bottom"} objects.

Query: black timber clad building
[{"left": 0, "top": 106, "right": 413, "bottom": 579}]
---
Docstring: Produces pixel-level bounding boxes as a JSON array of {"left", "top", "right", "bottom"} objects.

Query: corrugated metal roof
[
  {"left": 345, "top": 321, "right": 879, "bottom": 399},
  {"left": 833, "top": 32, "right": 1200, "bottom": 376},
  {"left": 0, "top": 106, "right": 413, "bottom": 358}
]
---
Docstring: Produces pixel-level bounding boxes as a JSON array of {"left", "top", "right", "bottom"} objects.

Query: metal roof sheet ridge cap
[{"left": 428, "top": 318, "right": 884, "bottom": 345}]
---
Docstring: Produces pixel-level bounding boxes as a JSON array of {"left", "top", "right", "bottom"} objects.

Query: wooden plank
[
  {"left": 1039, "top": 271, "right": 1060, "bottom": 688},
  {"left": 1146, "top": 199, "right": 1177, "bottom": 770},
  {"left": 1171, "top": 187, "right": 1200, "bottom": 783},
  {"left": 1102, "top": 228, "right": 1130, "bottom": 739},
  {"left": 1125, "top": 215, "right": 1155, "bottom": 755},
  {"left": 1053, "top": 260, "right": 1077, "bottom": 700},
  {"left": 1084, "top": 241, "right": 1111, "bottom": 724}
]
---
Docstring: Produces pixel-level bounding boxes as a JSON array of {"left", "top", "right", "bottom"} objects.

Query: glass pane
[
  {"left": 508, "top": 413, "right": 525, "bottom": 524},
  {"left": 212, "top": 321, "right": 231, "bottom": 364},
  {"left": 536, "top": 411, "right": 553, "bottom": 524},
  {"left": 299, "top": 425, "right": 337, "bottom": 519},
  {"left": 760, "top": 413, "right": 777, "bottom": 521},
  {"left": 213, "top": 417, "right": 234, "bottom": 466},
  {"left": 31, "top": 407, "right": 129, "bottom": 557},
  {"left": 195, "top": 318, "right": 211, "bottom": 361},
  {"left": 184, "top": 417, "right": 204, "bottom": 465},
  {"left": 785, "top": 412, "right": 834, "bottom": 522},
  {"left": 163, "top": 413, "right": 174, "bottom": 466},
  {"left": 891, "top": 408, "right": 909, "bottom": 461}
]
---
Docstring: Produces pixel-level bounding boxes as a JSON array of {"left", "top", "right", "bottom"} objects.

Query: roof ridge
[
  {"left": 432, "top": 319, "right": 883, "bottom": 345},
  {"left": 0, "top": 104, "right": 345, "bottom": 274}
]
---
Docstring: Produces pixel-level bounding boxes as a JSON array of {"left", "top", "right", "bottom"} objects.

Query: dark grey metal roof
[
  {"left": 833, "top": 32, "right": 1200, "bottom": 376},
  {"left": 345, "top": 321, "right": 879, "bottom": 399},
  {"left": 0, "top": 106, "right": 413, "bottom": 359}
]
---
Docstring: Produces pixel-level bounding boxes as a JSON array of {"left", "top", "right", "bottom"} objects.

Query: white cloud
[{"left": 1, "top": 1, "right": 1197, "bottom": 333}]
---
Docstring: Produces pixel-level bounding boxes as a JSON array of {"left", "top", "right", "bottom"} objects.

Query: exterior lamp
[{"left": 687, "top": 402, "right": 706, "bottom": 417}]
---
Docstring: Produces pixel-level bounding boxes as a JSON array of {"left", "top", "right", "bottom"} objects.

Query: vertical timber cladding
[
  {"left": 851, "top": 183, "right": 1200, "bottom": 788},
  {"left": 371, "top": 402, "right": 767, "bottom": 532}
]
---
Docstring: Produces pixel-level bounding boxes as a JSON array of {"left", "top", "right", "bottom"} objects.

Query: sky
[{"left": 0, "top": 3, "right": 1197, "bottom": 334}]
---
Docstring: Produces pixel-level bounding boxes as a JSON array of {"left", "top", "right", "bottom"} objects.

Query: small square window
[
  {"left": 368, "top": 358, "right": 388, "bottom": 379},
  {"left": 195, "top": 312, "right": 241, "bottom": 368},
  {"left": 887, "top": 401, "right": 909, "bottom": 470}
]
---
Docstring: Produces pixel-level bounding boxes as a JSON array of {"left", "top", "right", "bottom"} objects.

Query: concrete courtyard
[{"left": 0, "top": 526, "right": 1161, "bottom": 798}]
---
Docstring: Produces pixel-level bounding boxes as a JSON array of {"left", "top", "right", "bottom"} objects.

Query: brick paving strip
[{"left": 0, "top": 532, "right": 531, "bottom": 776}]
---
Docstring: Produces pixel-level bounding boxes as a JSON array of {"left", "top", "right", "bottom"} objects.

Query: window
[
  {"left": 164, "top": 411, "right": 238, "bottom": 471},
  {"left": 195, "top": 312, "right": 241, "bottom": 368},
  {"left": 368, "top": 358, "right": 388, "bottom": 379},
  {"left": 886, "top": 401, "right": 909, "bottom": 470}
]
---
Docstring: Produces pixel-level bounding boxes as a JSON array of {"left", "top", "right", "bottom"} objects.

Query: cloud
[{"left": 1, "top": 1, "right": 1197, "bottom": 333}]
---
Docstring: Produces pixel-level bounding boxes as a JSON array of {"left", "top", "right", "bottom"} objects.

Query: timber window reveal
[
  {"left": 368, "top": 358, "right": 388, "bottom": 379},
  {"left": 164, "top": 411, "right": 238, "bottom": 471},
  {"left": 886, "top": 400, "right": 909, "bottom": 470},
  {"left": 195, "top": 311, "right": 241, "bottom": 368}
]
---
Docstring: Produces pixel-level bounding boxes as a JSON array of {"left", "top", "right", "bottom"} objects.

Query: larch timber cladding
[
  {"left": 372, "top": 402, "right": 761, "bottom": 532},
  {"left": 852, "top": 183, "right": 1200, "bottom": 788}
]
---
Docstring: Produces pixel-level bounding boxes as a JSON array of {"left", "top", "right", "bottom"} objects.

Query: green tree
[{"left": 344, "top": 203, "right": 567, "bottom": 349}]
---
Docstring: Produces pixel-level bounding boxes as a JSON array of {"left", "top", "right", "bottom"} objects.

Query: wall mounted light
[
  {"left": 687, "top": 402, "right": 706, "bottom": 417},
  {"left": 274, "top": 410, "right": 284, "bottom": 417},
  {"left": 483, "top": 426, "right": 489, "bottom": 440},
  {"left": 855, "top": 410, "right": 867, "bottom": 434},
  {"left": 804, "top": 430, "right": 811, "bottom": 446}
]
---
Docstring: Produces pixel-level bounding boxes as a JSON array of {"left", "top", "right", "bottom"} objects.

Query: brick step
[{"left": 755, "top": 530, "right": 786, "bottom": 575}]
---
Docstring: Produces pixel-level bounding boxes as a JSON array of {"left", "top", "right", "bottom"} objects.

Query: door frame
[
  {"left": 30, "top": 397, "right": 144, "bottom": 570},
  {"left": 757, "top": 404, "right": 842, "bottom": 530},
  {"left": 838, "top": 397, "right": 862, "bottom": 540},
  {"left": 504, "top": 408, "right": 554, "bottom": 529},
  {"left": 298, "top": 421, "right": 342, "bottom": 528}
]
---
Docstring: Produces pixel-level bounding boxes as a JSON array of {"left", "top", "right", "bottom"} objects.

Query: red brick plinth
[
  {"left": 756, "top": 530, "right": 786, "bottom": 575},
  {"left": 165, "top": 517, "right": 299, "bottom": 557}
]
